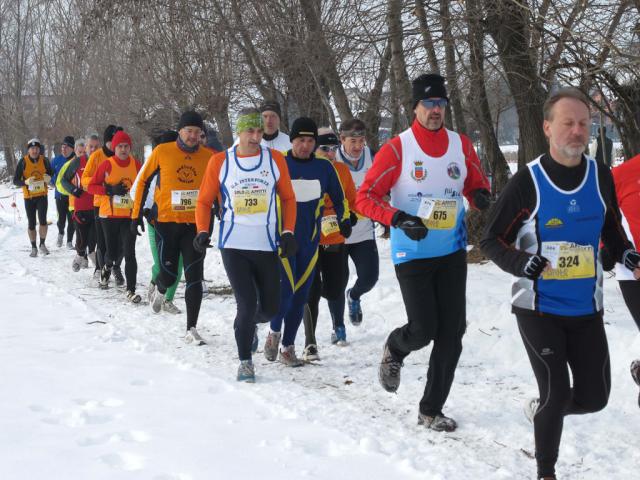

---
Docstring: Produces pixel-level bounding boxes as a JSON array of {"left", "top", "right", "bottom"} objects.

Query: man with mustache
[
  {"left": 356, "top": 73, "right": 491, "bottom": 432},
  {"left": 481, "top": 88, "right": 640, "bottom": 480}
]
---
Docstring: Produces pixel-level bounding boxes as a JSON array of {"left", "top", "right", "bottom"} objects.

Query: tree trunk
[
  {"left": 387, "top": 0, "right": 414, "bottom": 125},
  {"left": 413, "top": 1, "right": 440, "bottom": 73},
  {"left": 361, "top": 41, "right": 392, "bottom": 152},
  {"left": 486, "top": 0, "right": 548, "bottom": 168},
  {"left": 465, "top": 0, "right": 509, "bottom": 193},
  {"left": 440, "top": 0, "right": 467, "bottom": 135},
  {"left": 299, "top": 0, "right": 353, "bottom": 123}
]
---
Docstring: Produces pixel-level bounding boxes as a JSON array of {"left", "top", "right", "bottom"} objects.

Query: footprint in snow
[{"left": 100, "top": 452, "right": 145, "bottom": 471}]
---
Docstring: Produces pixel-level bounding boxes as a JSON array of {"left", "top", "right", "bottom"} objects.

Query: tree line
[{"left": 1, "top": 0, "right": 639, "bottom": 193}]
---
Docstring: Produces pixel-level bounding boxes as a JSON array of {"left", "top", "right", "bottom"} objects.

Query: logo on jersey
[
  {"left": 411, "top": 161, "right": 426, "bottom": 182},
  {"left": 447, "top": 162, "right": 461, "bottom": 179},
  {"left": 177, "top": 165, "right": 197, "bottom": 184},
  {"left": 545, "top": 218, "right": 564, "bottom": 228},
  {"left": 260, "top": 169, "right": 270, "bottom": 178},
  {"left": 567, "top": 198, "right": 581, "bottom": 214}
]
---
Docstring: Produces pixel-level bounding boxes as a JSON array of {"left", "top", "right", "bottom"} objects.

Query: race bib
[
  {"left": 541, "top": 242, "right": 595, "bottom": 280},
  {"left": 417, "top": 198, "right": 458, "bottom": 230},
  {"left": 171, "top": 189, "right": 198, "bottom": 212},
  {"left": 113, "top": 194, "right": 133, "bottom": 209},
  {"left": 232, "top": 187, "right": 268, "bottom": 215},
  {"left": 321, "top": 214, "right": 340, "bottom": 236},
  {"left": 28, "top": 180, "right": 45, "bottom": 194}
]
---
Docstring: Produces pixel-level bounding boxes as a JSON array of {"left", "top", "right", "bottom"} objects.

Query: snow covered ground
[{"left": 1, "top": 185, "right": 639, "bottom": 480}]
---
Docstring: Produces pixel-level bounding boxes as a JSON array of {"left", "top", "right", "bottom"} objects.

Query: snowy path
[{"left": 1, "top": 186, "right": 639, "bottom": 479}]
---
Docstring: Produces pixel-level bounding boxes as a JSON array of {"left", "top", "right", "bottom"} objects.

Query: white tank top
[
  {"left": 218, "top": 146, "right": 281, "bottom": 251},
  {"left": 337, "top": 146, "right": 376, "bottom": 244}
]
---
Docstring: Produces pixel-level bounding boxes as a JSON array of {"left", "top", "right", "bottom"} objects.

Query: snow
[{"left": 1, "top": 184, "right": 639, "bottom": 480}]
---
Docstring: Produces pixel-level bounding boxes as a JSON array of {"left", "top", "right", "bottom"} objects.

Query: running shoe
[
  {"left": 88, "top": 251, "right": 97, "bottom": 267},
  {"left": 418, "top": 413, "right": 458, "bottom": 432},
  {"left": 66, "top": 241, "right": 74, "bottom": 250},
  {"left": 147, "top": 282, "right": 156, "bottom": 303},
  {"left": 347, "top": 288, "right": 363, "bottom": 326},
  {"left": 39, "top": 244, "right": 50, "bottom": 255},
  {"left": 379, "top": 341, "right": 402, "bottom": 393},
  {"left": 29, "top": 246, "right": 38, "bottom": 258},
  {"left": 72, "top": 255, "right": 82, "bottom": 272},
  {"left": 303, "top": 344, "right": 320, "bottom": 362},
  {"left": 184, "top": 327, "right": 206, "bottom": 346},
  {"left": 99, "top": 266, "right": 111, "bottom": 289},
  {"left": 162, "top": 300, "right": 181, "bottom": 314},
  {"left": 113, "top": 265, "right": 125, "bottom": 287},
  {"left": 263, "top": 330, "right": 281, "bottom": 361},
  {"left": 631, "top": 360, "right": 640, "bottom": 408},
  {"left": 237, "top": 360, "right": 256, "bottom": 383},
  {"left": 56, "top": 234, "right": 63, "bottom": 247},
  {"left": 331, "top": 325, "right": 347, "bottom": 346},
  {"left": 278, "top": 345, "right": 304, "bottom": 367},
  {"left": 524, "top": 397, "right": 540, "bottom": 424},
  {"left": 126, "top": 290, "right": 142, "bottom": 304},
  {"left": 150, "top": 288, "right": 164, "bottom": 314}
]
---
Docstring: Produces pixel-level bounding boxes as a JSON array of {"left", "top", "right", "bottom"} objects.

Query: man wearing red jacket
[
  {"left": 356, "top": 73, "right": 491, "bottom": 431},
  {"left": 610, "top": 154, "right": 640, "bottom": 405}
]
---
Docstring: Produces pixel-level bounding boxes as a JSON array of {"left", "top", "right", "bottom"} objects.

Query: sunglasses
[
  {"left": 318, "top": 145, "right": 339, "bottom": 153},
  {"left": 420, "top": 99, "right": 448, "bottom": 109}
]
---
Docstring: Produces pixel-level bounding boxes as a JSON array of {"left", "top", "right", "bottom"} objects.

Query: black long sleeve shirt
[{"left": 481, "top": 154, "right": 632, "bottom": 277}]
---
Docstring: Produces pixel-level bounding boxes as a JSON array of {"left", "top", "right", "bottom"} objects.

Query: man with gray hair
[{"left": 481, "top": 87, "right": 640, "bottom": 480}]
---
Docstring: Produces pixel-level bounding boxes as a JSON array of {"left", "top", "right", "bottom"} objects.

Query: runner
[
  {"left": 131, "top": 112, "right": 213, "bottom": 343},
  {"left": 356, "top": 73, "right": 491, "bottom": 432},
  {"left": 13, "top": 138, "right": 53, "bottom": 257},
  {"left": 82, "top": 126, "right": 125, "bottom": 285},
  {"left": 88, "top": 130, "right": 142, "bottom": 302},
  {"left": 481, "top": 88, "right": 640, "bottom": 480},
  {"left": 609, "top": 152, "right": 640, "bottom": 406},
  {"left": 303, "top": 128, "right": 357, "bottom": 360},
  {"left": 264, "top": 117, "right": 352, "bottom": 367},
  {"left": 336, "top": 118, "right": 379, "bottom": 325},
  {"left": 51, "top": 136, "right": 76, "bottom": 249},
  {"left": 58, "top": 137, "right": 96, "bottom": 272},
  {"left": 195, "top": 107, "right": 297, "bottom": 381},
  {"left": 130, "top": 130, "right": 183, "bottom": 314}
]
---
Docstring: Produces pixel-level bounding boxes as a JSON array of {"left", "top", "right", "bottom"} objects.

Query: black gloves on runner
[
  {"left": 599, "top": 245, "right": 616, "bottom": 271},
  {"left": 279, "top": 232, "right": 298, "bottom": 258},
  {"left": 130, "top": 217, "right": 145, "bottom": 236},
  {"left": 105, "top": 182, "right": 127, "bottom": 196},
  {"left": 392, "top": 210, "right": 428, "bottom": 241},
  {"left": 339, "top": 218, "right": 352, "bottom": 239},
  {"left": 349, "top": 211, "right": 359, "bottom": 227},
  {"left": 622, "top": 249, "right": 640, "bottom": 272},
  {"left": 472, "top": 189, "right": 492, "bottom": 211},
  {"left": 193, "top": 232, "right": 211, "bottom": 253},
  {"left": 71, "top": 187, "right": 83, "bottom": 198},
  {"left": 521, "top": 254, "right": 549, "bottom": 280}
]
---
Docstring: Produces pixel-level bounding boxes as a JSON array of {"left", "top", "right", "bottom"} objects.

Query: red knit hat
[{"left": 111, "top": 130, "right": 132, "bottom": 148}]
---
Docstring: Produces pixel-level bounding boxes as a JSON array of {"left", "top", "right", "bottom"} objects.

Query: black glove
[
  {"left": 130, "top": 217, "right": 145, "bottom": 236},
  {"left": 193, "top": 232, "right": 211, "bottom": 253},
  {"left": 392, "top": 210, "right": 428, "bottom": 241},
  {"left": 521, "top": 254, "right": 549, "bottom": 280},
  {"left": 349, "top": 211, "right": 359, "bottom": 227},
  {"left": 105, "top": 182, "right": 127, "bottom": 196},
  {"left": 473, "top": 189, "right": 492, "bottom": 211},
  {"left": 622, "top": 249, "right": 640, "bottom": 272},
  {"left": 599, "top": 245, "right": 615, "bottom": 271},
  {"left": 71, "top": 187, "right": 83, "bottom": 198},
  {"left": 339, "top": 218, "right": 352, "bottom": 239},
  {"left": 279, "top": 232, "right": 298, "bottom": 258}
]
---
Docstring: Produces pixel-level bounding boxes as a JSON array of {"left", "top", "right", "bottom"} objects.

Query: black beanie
[
  {"left": 317, "top": 132, "right": 339, "bottom": 146},
  {"left": 62, "top": 136, "right": 75, "bottom": 148},
  {"left": 178, "top": 111, "right": 204, "bottom": 130},
  {"left": 290, "top": 117, "right": 318, "bottom": 142},
  {"left": 104, "top": 125, "right": 123, "bottom": 144},
  {"left": 259, "top": 101, "right": 282, "bottom": 118},
  {"left": 412, "top": 73, "right": 448, "bottom": 108}
]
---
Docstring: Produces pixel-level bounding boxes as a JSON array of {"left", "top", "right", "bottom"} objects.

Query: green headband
[{"left": 236, "top": 113, "right": 263, "bottom": 133}]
